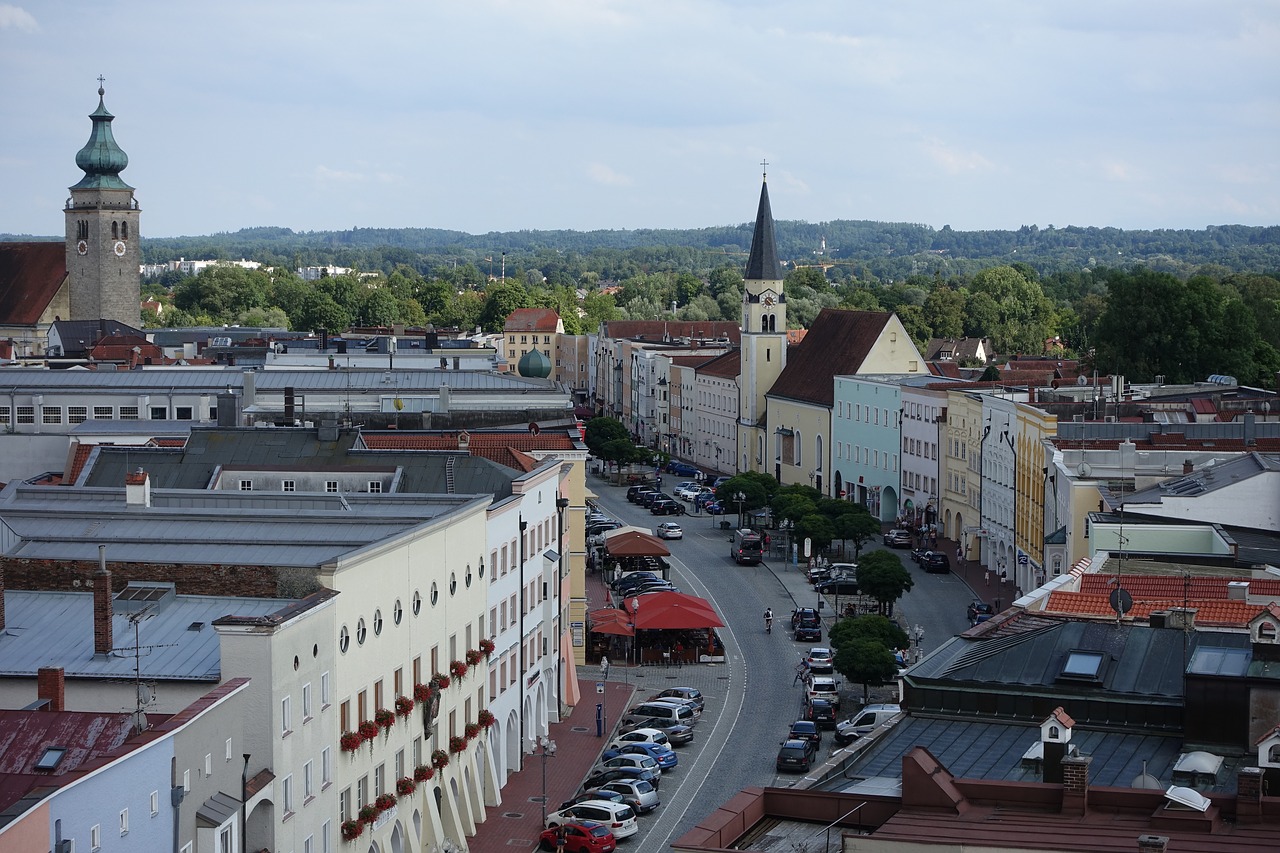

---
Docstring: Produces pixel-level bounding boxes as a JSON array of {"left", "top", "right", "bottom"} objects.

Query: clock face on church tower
[
  {"left": 113, "top": 241, "right": 127, "bottom": 257},
  {"left": 763, "top": 295, "right": 774, "bottom": 306},
  {"left": 76, "top": 240, "right": 88, "bottom": 255}
]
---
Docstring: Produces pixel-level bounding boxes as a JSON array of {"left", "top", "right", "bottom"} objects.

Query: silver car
[{"left": 587, "top": 778, "right": 661, "bottom": 814}]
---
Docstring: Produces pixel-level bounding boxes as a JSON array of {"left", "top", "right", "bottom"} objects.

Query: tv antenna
[{"left": 114, "top": 605, "right": 177, "bottom": 734}]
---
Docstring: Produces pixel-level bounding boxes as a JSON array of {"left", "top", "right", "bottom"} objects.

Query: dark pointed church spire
[
  {"left": 71, "top": 78, "right": 132, "bottom": 191},
  {"left": 744, "top": 164, "right": 783, "bottom": 281}
]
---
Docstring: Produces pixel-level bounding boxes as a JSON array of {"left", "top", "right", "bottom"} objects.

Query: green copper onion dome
[
  {"left": 71, "top": 83, "right": 132, "bottom": 191},
  {"left": 517, "top": 348, "right": 552, "bottom": 379}
]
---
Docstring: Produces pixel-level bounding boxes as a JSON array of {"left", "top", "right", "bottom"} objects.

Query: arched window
[
  {"left": 111, "top": 221, "right": 118, "bottom": 239},
  {"left": 121, "top": 221, "right": 128, "bottom": 239},
  {"left": 794, "top": 430, "right": 803, "bottom": 466},
  {"left": 815, "top": 434, "right": 823, "bottom": 472}
]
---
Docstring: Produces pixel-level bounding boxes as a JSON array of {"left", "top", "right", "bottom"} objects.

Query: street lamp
[
  {"left": 734, "top": 491, "right": 746, "bottom": 530},
  {"left": 630, "top": 597, "right": 640, "bottom": 668},
  {"left": 526, "top": 735, "right": 557, "bottom": 825}
]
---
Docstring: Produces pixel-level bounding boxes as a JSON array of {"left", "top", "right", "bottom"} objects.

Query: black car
[
  {"left": 626, "top": 485, "right": 653, "bottom": 503},
  {"left": 788, "top": 719, "right": 821, "bottom": 745},
  {"left": 967, "top": 600, "right": 994, "bottom": 623},
  {"left": 816, "top": 576, "right": 860, "bottom": 596},
  {"left": 649, "top": 499, "right": 685, "bottom": 516},
  {"left": 612, "top": 572, "right": 659, "bottom": 592},
  {"left": 791, "top": 608, "right": 822, "bottom": 642},
  {"left": 776, "top": 738, "right": 818, "bottom": 772},
  {"left": 805, "top": 697, "right": 838, "bottom": 729},
  {"left": 921, "top": 551, "right": 951, "bottom": 573},
  {"left": 640, "top": 491, "right": 671, "bottom": 508}
]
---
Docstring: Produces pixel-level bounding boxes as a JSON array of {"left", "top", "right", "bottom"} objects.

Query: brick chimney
[
  {"left": 37, "top": 667, "right": 65, "bottom": 712},
  {"left": 1137, "top": 836, "right": 1168, "bottom": 853},
  {"left": 93, "top": 545, "right": 113, "bottom": 657},
  {"left": 1061, "top": 754, "right": 1091, "bottom": 816},
  {"left": 1237, "top": 766, "right": 1263, "bottom": 824},
  {"left": 1183, "top": 459, "right": 1194, "bottom": 474},
  {"left": 125, "top": 467, "right": 150, "bottom": 508}
]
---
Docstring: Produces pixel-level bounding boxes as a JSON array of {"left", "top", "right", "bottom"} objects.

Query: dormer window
[
  {"left": 1259, "top": 622, "right": 1278, "bottom": 641},
  {"left": 1048, "top": 725, "right": 1060, "bottom": 740}
]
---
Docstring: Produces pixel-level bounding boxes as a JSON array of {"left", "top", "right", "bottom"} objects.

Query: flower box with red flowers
[
  {"left": 431, "top": 749, "right": 449, "bottom": 769},
  {"left": 375, "top": 793, "right": 396, "bottom": 812},
  {"left": 374, "top": 708, "right": 395, "bottom": 732},
  {"left": 358, "top": 804, "right": 380, "bottom": 825},
  {"left": 394, "top": 695, "right": 414, "bottom": 718},
  {"left": 449, "top": 734, "right": 469, "bottom": 754},
  {"left": 341, "top": 819, "right": 364, "bottom": 841},
  {"left": 477, "top": 709, "right": 496, "bottom": 729},
  {"left": 396, "top": 776, "right": 416, "bottom": 796},
  {"left": 358, "top": 720, "right": 380, "bottom": 741},
  {"left": 465, "top": 649, "right": 483, "bottom": 666},
  {"left": 464, "top": 722, "right": 481, "bottom": 739},
  {"left": 431, "top": 673, "right": 451, "bottom": 690},
  {"left": 478, "top": 638, "right": 495, "bottom": 657},
  {"left": 413, "top": 764, "right": 434, "bottom": 782},
  {"left": 340, "top": 731, "right": 364, "bottom": 752},
  {"left": 449, "top": 660, "right": 468, "bottom": 679},
  {"left": 413, "top": 682, "right": 433, "bottom": 703}
]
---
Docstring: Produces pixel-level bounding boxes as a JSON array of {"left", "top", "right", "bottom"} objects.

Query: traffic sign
[{"left": 596, "top": 682, "right": 605, "bottom": 694}]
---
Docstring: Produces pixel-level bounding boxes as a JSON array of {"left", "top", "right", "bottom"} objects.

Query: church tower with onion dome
[
  {"left": 736, "top": 166, "right": 789, "bottom": 474},
  {"left": 64, "top": 79, "right": 140, "bottom": 325}
]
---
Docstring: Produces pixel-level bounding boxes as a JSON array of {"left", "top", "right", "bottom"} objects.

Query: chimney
[
  {"left": 1136, "top": 836, "right": 1168, "bottom": 853},
  {"left": 1227, "top": 581, "right": 1249, "bottom": 601},
  {"left": 1183, "top": 459, "right": 1194, "bottom": 474},
  {"left": 1167, "top": 607, "right": 1197, "bottom": 631},
  {"left": 37, "top": 667, "right": 65, "bottom": 712},
  {"left": 93, "top": 545, "right": 113, "bottom": 657},
  {"left": 125, "top": 468, "right": 150, "bottom": 507},
  {"left": 1060, "top": 754, "right": 1091, "bottom": 816},
  {"left": 1237, "top": 766, "right": 1263, "bottom": 824}
]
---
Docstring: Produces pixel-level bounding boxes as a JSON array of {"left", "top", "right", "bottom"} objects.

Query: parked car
[
  {"left": 545, "top": 802, "right": 638, "bottom": 839},
  {"left": 791, "top": 608, "right": 822, "bottom": 642},
  {"left": 612, "top": 572, "right": 660, "bottom": 593},
  {"left": 609, "top": 728, "right": 672, "bottom": 750},
  {"left": 816, "top": 575, "right": 860, "bottom": 596},
  {"left": 673, "top": 482, "right": 699, "bottom": 500},
  {"left": 650, "top": 499, "right": 685, "bottom": 516},
  {"left": 585, "top": 778, "right": 660, "bottom": 814},
  {"left": 967, "top": 600, "right": 995, "bottom": 624},
  {"left": 594, "top": 753, "right": 661, "bottom": 777},
  {"left": 805, "top": 697, "right": 838, "bottom": 728},
  {"left": 616, "top": 718, "right": 694, "bottom": 745},
  {"left": 626, "top": 485, "right": 653, "bottom": 503},
  {"left": 788, "top": 719, "right": 821, "bottom": 745},
  {"left": 806, "top": 647, "right": 835, "bottom": 674},
  {"left": 587, "top": 521, "right": 621, "bottom": 537},
  {"left": 665, "top": 460, "right": 700, "bottom": 476},
  {"left": 583, "top": 765, "right": 661, "bottom": 791},
  {"left": 833, "top": 704, "right": 902, "bottom": 745},
  {"left": 693, "top": 491, "right": 718, "bottom": 510},
  {"left": 560, "top": 790, "right": 626, "bottom": 809},
  {"left": 921, "top": 551, "right": 951, "bottom": 573},
  {"left": 806, "top": 675, "right": 841, "bottom": 709},
  {"left": 603, "top": 742, "right": 678, "bottom": 769},
  {"left": 655, "top": 521, "right": 683, "bottom": 540},
  {"left": 775, "top": 738, "right": 818, "bottom": 772},
  {"left": 649, "top": 686, "right": 704, "bottom": 711},
  {"left": 644, "top": 696, "right": 702, "bottom": 722},
  {"left": 884, "top": 528, "right": 912, "bottom": 548},
  {"left": 711, "top": 476, "right": 731, "bottom": 488},
  {"left": 639, "top": 490, "right": 668, "bottom": 508},
  {"left": 538, "top": 822, "right": 617, "bottom": 853},
  {"left": 703, "top": 500, "right": 725, "bottom": 515}
]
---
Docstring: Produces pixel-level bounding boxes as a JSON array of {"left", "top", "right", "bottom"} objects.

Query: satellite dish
[
  {"left": 1076, "top": 462, "right": 1092, "bottom": 477},
  {"left": 1109, "top": 587, "right": 1134, "bottom": 617}
]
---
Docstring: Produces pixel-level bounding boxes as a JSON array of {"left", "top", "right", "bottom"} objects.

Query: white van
[{"left": 622, "top": 702, "right": 696, "bottom": 727}]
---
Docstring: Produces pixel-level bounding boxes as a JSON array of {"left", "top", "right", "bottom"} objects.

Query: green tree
[
  {"left": 359, "top": 287, "right": 401, "bottom": 327},
  {"left": 294, "top": 291, "right": 350, "bottom": 333},
  {"left": 715, "top": 472, "right": 778, "bottom": 519},
  {"left": 923, "top": 286, "right": 965, "bottom": 339},
  {"left": 477, "top": 282, "right": 530, "bottom": 333},
  {"left": 172, "top": 265, "right": 272, "bottom": 322},
  {"left": 829, "top": 614, "right": 909, "bottom": 652},
  {"left": 785, "top": 266, "right": 829, "bottom": 293},
  {"left": 829, "top": 508, "right": 880, "bottom": 558},
  {"left": 584, "top": 417, "right": 629, "bottom": 457},
  {"left": 969, "top": 265, "right": 1055, "bottom": 354},
  {"left": 795, "top": 513, "right": 835, "bottom": 551},
  {"left": 834, "top": 638, "right": 900, "bottom": 703},
  {"left": 854, "top": 551, "right": 914, "bottom": 616}
]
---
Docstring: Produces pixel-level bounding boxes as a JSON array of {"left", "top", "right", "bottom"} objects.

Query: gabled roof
[
  {"left": 0, "top": 242, "right": 66, "bottom": 325},
  {"left": 694, "top": 349, "right": 740, "bottom": 379},
  {"left": 1042, "top": 590, "right": 1265, "bottom": 627},
  {"left": 49, "top": 319, "right": 146, "bottom": 353},
  {"left": 0, "top": 707, "right": 134, "bottom": 815},
  {"left": 744, "top": 180, "right": 784, "bottom": 281},
  {"left": 766, "top": 309, "right": 893, "bottom": 407},
  {"left": 923, "top": 336, "right": 993, "bottom": 362},
  {"left": 503, "top": 308, "right": 562, "bottom": 333}
]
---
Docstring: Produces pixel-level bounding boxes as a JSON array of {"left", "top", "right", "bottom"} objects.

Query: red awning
[
  {"left": 627, "top": 591, "right": 724, "bottom": 630},
  {"left": 587, "top": 608, "right": 635, "bottom": 636},
  {"left": 602, "top": 530, "right": 671, "bottom": 557}
]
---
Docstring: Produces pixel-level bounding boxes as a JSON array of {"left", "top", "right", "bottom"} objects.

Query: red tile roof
[
  {"left": 767, "top": 309, "right": 892, "bottom": 407},
  {"left": 0, "top": 708, "right": 134, "bottom": 814},
  {"left": 695, "top": 349, "right": 740, "bottom": 379},
  {"left": 66, "top": 444, "right": 95, "bottom": 485},
  {"left": 1043, "top": 590, "right": 1264, "bottom": 626},
  {"left": 503, "top": 308, "right": 562, "bottom": 332},
  {"left": 0, "top": 242, "right": 67, "bottom": 325}
]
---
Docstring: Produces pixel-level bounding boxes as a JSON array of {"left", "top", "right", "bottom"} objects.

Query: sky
[{"left": 1, "top": 1, "right": 1277, "bottom": 239}]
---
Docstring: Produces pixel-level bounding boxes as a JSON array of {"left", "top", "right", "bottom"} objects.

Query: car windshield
[
  {"left": 633, "top": 780, "right": 654, "bottom": 793},
  {"left": 589, "top": 826, "right": 611, "bottom": 838},
  {"left": 617, "top": 807, "right": 635, "bottom": 820}
]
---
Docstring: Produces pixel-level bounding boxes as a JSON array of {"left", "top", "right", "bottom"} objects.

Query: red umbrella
[
  {"left": 587, "top": 608, "right": 635, "bottom": 636},
  {"left": 603, "top": 530, "right": 671, "bottom": 557},
  {"left": 628, "top": 591, "right": 724, "bottom": 630}
]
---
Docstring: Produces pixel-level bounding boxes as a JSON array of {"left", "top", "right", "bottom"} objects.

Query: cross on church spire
[
  {"left": 97, "top": 74, "right": 105, "bottom": 95},
  {"left": 760, "top": 159, "right": 768, "bottom": 180}
]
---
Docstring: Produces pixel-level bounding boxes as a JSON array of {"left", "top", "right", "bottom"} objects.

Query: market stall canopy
[
  {"left": 602, "top": 529, "right": 671, "bottom": 558},
  {"left": 587, "top": 607, "right": 634, "bottom": 636},
  {"left": 627, "top": 591, "right": 724, "bottom": 630}
]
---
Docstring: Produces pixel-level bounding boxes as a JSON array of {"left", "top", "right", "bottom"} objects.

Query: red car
[{"left": 539, "top": 821, "right": 616, "bottom": 853}]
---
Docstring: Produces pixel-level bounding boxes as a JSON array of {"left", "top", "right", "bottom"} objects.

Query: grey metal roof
[
  {"left": 0, "top": 483, "right": 479, "bottom": 567},
  {"left": 0, "top": 365, "right": 559, "bottom": 394},
  {"left": 78, "top": 428, "right": 519, "bottom": 498},
  {"left": 832, "top": 714, "right": 1246, "bottom": 793},
  {"left": 1124, "top": 452, "right": 1280, "bottom": 504},
  {"left": 69, "top": 420, "right": 194, "bottom": 437},
  {"left": 0, "top": 589, "right": 292, "bottom": 681}
]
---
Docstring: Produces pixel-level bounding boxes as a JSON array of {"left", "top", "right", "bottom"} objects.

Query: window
[
  {"left": 282, "top": 695, "right": 292, "bottom": 736},
  {"left": 282, "top": 479, "right": 296, "bottom": 492},
  {"left": 226, "top": 738, "right": 232, "bottom": 761},
  {"left": 321, "top": 671, "right": 331, "bottom": 707},
  {"left": 175, "top": 406, "right": 193, "bottom": 420},
  {"left": 356, "top": 618, "right": 367, "bottom": 645},
  {"left": 368, "top": 480, "right": 382, "bottom": 493},
  {"left": 304, "top": 759, "right": 315, "bottom": 801},
  {"left": 68, "top": 405, "right": 87, "bottom": 424},
  {"left": 0, "top": 406, "right": 9, "bottom": 425},
  {"left": 322, "top": 746, "right": 332, "bottom": 788},
  {"left": 326, "top": 480, "right": 339, "bottom": 493},
  {"left": 340, "top": 786, "right": 352, "bottom": 822},
  {"left": 150, "top": 406, "right": 167, "bottom": 419},
  {"left": 239, "top": 479, "right": 253, "bottom": 491},
  {"left": 303, "top": 682, "right": 312, "bottom": 720},
  {"left": 375, "top": 763, "right": 385, "bottom": 796},
  {"left": 323, "top": 821, "right": 332, "bottom": 853},
  {"left": 93, "top": 405, "right": 114, "bottom": 420},
  {"left": 119, "top": 808, "right": 129, "bottom": 834},
  {"left": 16, "top": 406, "right": 34, "bottom": 424},
  {"left": 91, "top": 824, "right": 101, "bottom": 850},
  {"left": 151, "top": 790, "right": 159, "bottom": 816},
  {"left": 395, "top": 748, "right": 405, "bottom": 780},
  {"left": 42, "top": 406, "right": 62, "bottom": 424},
  {"left": 282, "top": 773, "right": 294, "bottom": 816},
  {"left": 119, "top": 405, "right": 139, "bottom": 420},
  {"left": 205, "top": 753, "right": 212, "bottom": 776},
  {"left": 219, "top": 827, "right": 233, "bottom": 853}
]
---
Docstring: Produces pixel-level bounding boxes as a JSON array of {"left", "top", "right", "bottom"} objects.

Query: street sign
[
  {"left": 1017, "top": 554, "right": 1029, "bottom": 565},
  {"left": 804, "top": 537, "right": 812, "bottom": 557},
  {"left": 596, "top": 682, "right": 605, "bottom": 694}
]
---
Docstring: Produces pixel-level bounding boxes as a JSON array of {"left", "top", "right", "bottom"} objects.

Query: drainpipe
[
  {"left": 978, "top": 416, "right": 992, "bottom": 566},
  {"left": 241, "top": 754, "right": 250, "bottom": 853},
  {"left": 518, "top": 516, "right": 528, "bottom": 767}
]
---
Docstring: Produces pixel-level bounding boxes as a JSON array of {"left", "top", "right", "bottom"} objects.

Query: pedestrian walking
[
  {"left": 984, "top": 568, "right": 991, "bottom": 586},
  {"left": 554, "top": 824, "right": 568, "bottom": 853}
]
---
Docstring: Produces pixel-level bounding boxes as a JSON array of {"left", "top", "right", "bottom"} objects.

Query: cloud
[
  {"left": 921, "top": 139, "right": 994, "bottom": 175},
  {"left": 0, "top": 4, "right": 38, "bottom": 31},
  {"left": 587, "top": 163, "right": 632, "bottom": 187}
]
